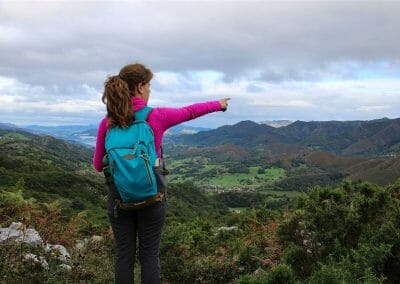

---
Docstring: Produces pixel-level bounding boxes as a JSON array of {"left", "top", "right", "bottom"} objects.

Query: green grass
[
  {"left": 168, "top": 158, "right": 225, "bottom": 183},
  {"left": 166, "top": 158, "right": 191, "bottom": 169},
  {"left": 263, "top": 167, "right": 286, "bottom": 180},
  {"left": 207, "top": 166, "right": 286, "bottom": 188},
  {"left": 3, "top": 132, "right": 30, "bottom": 141},
  {"left": 167, "top": 156, "right": 287, "bottom": 190}
]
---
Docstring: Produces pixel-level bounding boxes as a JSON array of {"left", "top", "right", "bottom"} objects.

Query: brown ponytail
[{"left": 102, "top": 63, "right": 153, "bottom": 128}]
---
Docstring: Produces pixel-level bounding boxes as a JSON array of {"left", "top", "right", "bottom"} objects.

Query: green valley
[
  {"left": 168, "top": 157, "right": 286, "bottom": 189},
  {"left": 1, "top": 122, "right": 400, "bottom": 283}
]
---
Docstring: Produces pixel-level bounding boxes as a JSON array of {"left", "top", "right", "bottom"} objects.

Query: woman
[{"left": 93, "top": 63, "right": 229, "bottom": 284}]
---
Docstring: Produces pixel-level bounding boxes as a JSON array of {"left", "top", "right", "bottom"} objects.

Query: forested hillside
[
  {"left": 165, "top": 118, "right": 400, "bottom": 189},
  {"left": 1, "top": 126, "right": 400, "bottom": 283},
  {"left": 0, "top": 129, "right": 107, "bottom": 226},
  {"left": 179, "top": 118, "right": 400, "bottom": 157}
]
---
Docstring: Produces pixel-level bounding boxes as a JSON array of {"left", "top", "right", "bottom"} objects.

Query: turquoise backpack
[{"left": 105, "top": 107, "right": 157, "bottom": 203}]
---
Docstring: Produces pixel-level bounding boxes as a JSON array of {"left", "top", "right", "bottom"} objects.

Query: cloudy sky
[{"left": 0, "top": 0, "right": 399, "bottom": 128}]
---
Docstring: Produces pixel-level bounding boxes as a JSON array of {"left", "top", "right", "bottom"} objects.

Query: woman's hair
[{"left": 102, "top": 63, "right": 153, "bottom": 128}]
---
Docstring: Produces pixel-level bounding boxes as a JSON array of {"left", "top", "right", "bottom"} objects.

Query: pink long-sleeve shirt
[{"left": 93, "top": 97, "right": 222, "bottom": 172}]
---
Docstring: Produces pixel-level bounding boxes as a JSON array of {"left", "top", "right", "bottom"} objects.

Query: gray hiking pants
[{"left": 108, "top": 200, "right": 166, "bottom": 284}]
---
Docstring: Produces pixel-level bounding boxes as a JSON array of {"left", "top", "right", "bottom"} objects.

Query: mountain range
[
  {"left": 3, "top": 117, "right": 400, "bottom": 159},
  {"left": 178, "top": 118, "right": 400, "bottom": 157},
  {"left": 164, "top": 117, "right": 400, "bottom": 186},
  {"left": 2, "top": 117, "right": 400, "bottom": 187}
]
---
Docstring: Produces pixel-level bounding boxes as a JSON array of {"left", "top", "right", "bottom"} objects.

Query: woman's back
[
  {"left": 93, "top": 62, "right": 229, "bottom": 284},
  {"left": 93, "top": 96, "right": 222, "bottom": 171}
]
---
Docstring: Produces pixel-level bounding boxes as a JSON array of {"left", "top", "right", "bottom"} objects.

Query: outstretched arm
[{"left": 151, "top": 98, "right": 230, "bottom": 131}]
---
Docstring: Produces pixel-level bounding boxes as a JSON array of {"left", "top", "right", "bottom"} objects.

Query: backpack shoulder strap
[{"left": 134, "top": 106, "right": 153, "bottom": 121}]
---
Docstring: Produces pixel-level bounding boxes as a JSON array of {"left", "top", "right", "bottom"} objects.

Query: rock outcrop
[{"left": 1, "top": 222, "right": 71, "bottom": 270}]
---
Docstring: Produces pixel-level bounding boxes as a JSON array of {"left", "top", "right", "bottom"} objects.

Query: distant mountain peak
[
  {"left": 234, "top": 120, "right": 260, "bottom": 126},
  {"left": 231, "top": 120, "right": 276, "bottom": 131}
]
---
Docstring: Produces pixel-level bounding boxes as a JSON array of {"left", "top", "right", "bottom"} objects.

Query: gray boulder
[
  {"left": 0, "top": 222, "right": 43, "bottom": 247},
  {"left": 45, "top": 243, "right": 70, "bottom": 263}
]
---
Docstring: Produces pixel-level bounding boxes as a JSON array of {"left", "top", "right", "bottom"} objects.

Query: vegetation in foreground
[
  {"left": 1, "top": 179, "right": 400, "bottom": 283},
  {"left": 1, "top": 128, "right": 400, "bottom": 282}
]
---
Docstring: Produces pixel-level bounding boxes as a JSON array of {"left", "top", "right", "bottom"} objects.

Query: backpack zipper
[{"left": 141, "top": 152, "right": 153, "bottom": 185}]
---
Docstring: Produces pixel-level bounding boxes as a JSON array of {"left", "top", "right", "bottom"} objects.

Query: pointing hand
[{"left": 220, "top": 98, "right": 231, "bottom": 112}]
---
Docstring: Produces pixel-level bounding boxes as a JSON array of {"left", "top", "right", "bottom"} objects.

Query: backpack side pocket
[{"left": 153, "top": 165, "right": 168, "bottom": 199}]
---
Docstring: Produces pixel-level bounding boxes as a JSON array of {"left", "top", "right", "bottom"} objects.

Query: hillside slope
[
  {"left": 304, "top": 151, "right": 400, "bottom": 185},
  {"left": 180, "top": 118, "right": 400, "bottom": 157},
  {"left": 0, "top": 129, "right": 106, "bottom": 223}
]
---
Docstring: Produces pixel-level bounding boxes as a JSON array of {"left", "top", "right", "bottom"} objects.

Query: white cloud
[
  {"left": 0, "top": 1, "right": 399, "bottom": 126},
  {"left": 251, "top": 100, "right": 314, "bottom": 108},
  {"left": 356, "top": 105, "right": 391, "bottom": 112},
  {"left": 0, "top": 75, "right": 104, "bottom": 125},
  {"left": 0, "top": 94, "right": 22, "bottom": 104}
]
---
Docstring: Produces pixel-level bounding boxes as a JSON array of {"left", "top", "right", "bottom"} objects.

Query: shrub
[
  {"left": 266, "top": 263, "right": 295, "bottom": 284},
  {"left": 277, "top": 180, "right": 400, "bottom": 281}
]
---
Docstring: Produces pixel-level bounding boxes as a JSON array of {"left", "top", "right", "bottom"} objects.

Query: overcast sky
[{"left": 0, "top": 0, "right": 399, "bottom": 127}]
